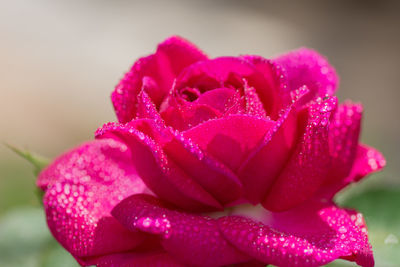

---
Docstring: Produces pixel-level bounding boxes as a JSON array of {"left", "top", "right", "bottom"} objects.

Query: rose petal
[
  {"left": 319, "top": 144, "right": 386, "bottom": 199},
  {"left": 175, "top": 57, "right": 280, "bottom": 116},
  {"left": 326, "top": 102, "right": 363, "bottom": 184},
  {"left": 244, "top": 83, "right": 268, "bottom": 118},
  {"left": 156, "top": 35, "right": 208, "bottom": 76},
  {"left": 112, "top": 194, "right": 250, "bottom": 267},
  {"left": 218, "top": 199, "right": 373, "bottom": 267},
  {"left": 112, "top": 36, "right": 207, "bottom": 123},
  {"left": 263, "top": 97, "right": 337, "bottom": 211},
  {"left": 164, "top": 129, "right": 243, "bottom": 205},
  {"left": 273, "top": 48, "right": 339, "bottom": 98},
  {"left": 160, "top": 87, "right": 224, "bottom": 131},
  {"left": 237, "top": 92, "right": 301, "bottom": 204},
  {"left": 97, "top": 118, "right": 243, "bottom": 208},
  {"left": 349, "top": 145, "right": 386, "bottom": 182},
  {"left": 84, "top": 251, "right": 184, "bottom": 267},
  {"left": 95, "top": 122, "right": 222, "bottom": 211},
  {"left": 194, "top": 87, "right": 241, "bottom": 113},
  {"left": 241, "top": 55, "right": 290, "bottom": 107},
  {"left": 136, "top": 90, "right": 166, "bottom": 126},
  {"left": 38, "top": 139, "right": 148, "bottom": 257},
  {"left": 183, "top": 115, "right": 275, "bottom": 171}
]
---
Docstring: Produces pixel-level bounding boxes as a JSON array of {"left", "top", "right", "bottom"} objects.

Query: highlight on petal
[
  {"left": 112, "top": 194, "right": 250, "bottom": 267},
  {"left": 263, "top": 97, "right": 337, "bottom": 211},
  {"left": 112, "top": 36, "right": 207, "bottom": 123},
  {"left": 273, "top": 47, "right": 339, "bottom": 98},
  {"left": 38, "top": 139, "right": 148, "bottom": 257},
  {"left": 218, "top": 199, "right": 374, "bottom": 267}
]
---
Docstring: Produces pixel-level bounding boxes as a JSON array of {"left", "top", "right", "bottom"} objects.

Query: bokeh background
[{"left": 1, "top": 0, "right": 399, "bottom": 266}]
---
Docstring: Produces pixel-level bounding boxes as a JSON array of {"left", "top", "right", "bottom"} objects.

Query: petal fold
[
  {"left": 273, "top": 48, "right": 339, "bottom": 98},
  {"left": 218, "top": 200, "right": 374, "bottom": 267},
  {"left": 263, "top": 97, "right": 337, "bottom": 211},
  {"left": 326, "top": 102, "right": 362, "bottom": 184},
  {"left": 112, "top": 194, "right": 250, "bottom": 267},
  {"left": 183, "top": 115, "right": 275, "bottom": 171}
]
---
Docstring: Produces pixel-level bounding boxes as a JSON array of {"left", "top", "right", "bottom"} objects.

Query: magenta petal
[
  {"left": 183, "top": 115, "right": 275, "bottom": 171},
  {"left": 136, "top": 90, "right": 165, "bottom": 126},
  {"left": 156, "top": 35, "right": 208, "bottom": 76},
  {"left": 84, "top": 251, "right": 184, "bottom": 267},
  {"left": 320, "top": 144, "right": 386, "bottom": 199},
  {"left": 96, "top": 122, "right": 222, "bottom": 211},
  {"left": 111, "top": 54, "right": 168, "bottom": 123},
  {"left": 326, "top": 102, "right": 362, "bottom": 183},
  {"left": 175, "top": 57, "right": 280, "bottom": 116},
  {"left": 161, "top": 100, "right": 222, "bottom": 131},
  {"left": 349, "top": 145, "right": 386, "bottom": 182},
  {"left": 244, "top": 84, "right": 268, "bottom": 118},
  {"left": 37, "top": 139, "right": 148, "bottom": 257},
  {"left": 264, "top": 97, "right": 337, "bottom": 211},
  {"left": 218, "top": 201, "right": 374, "bottom": 267},
  {"left": 112, "top": 194, "right": 250, "bottom": 267},
  {"left": 237, "top": 101, "right": 298, "bottom": 204},
  {"left": 273, "top": 48, "right": 339, "bottom": 98},
  {"left": 164, "top": 129, "right": 243, "bottom": 205},
  {"left": 112, "top": 36, "right": 207, "bottom": 123},
  {"left": 194, "top": 87, "right": 240, "bottom": 113},
  {"left": 241, "top": 55, "right": 290, "bottom": 106}
]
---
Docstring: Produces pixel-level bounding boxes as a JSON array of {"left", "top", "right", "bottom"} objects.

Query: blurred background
[{"left": 0, "top": 0, "right": 399, "bottom": 266}]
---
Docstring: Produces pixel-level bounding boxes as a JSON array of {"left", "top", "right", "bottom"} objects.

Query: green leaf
[
  {"left": 333, "top": 187, "right": 400, "bottom": 267},
  {"left": 4, "top": 143, "right": 50, "bottom": 176},
  {"left": 0, "top": 207, "right": 79, "bottom": 267}
]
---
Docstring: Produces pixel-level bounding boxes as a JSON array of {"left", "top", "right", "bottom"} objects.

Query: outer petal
[
  {"left": 326, "top": 102, "right": 362, "bottom": 184},
  {"left": 263, "top": 97, "right": 337, "bottom": 211},
  {"left": 112, "top": 194, "right": 250, "bottom": 267},
  {"left": 112, "top": 36, "right": 207, "bottom": 122},
  {"left": 241, "top": 55, "right": 290, "bottom": 106},
  {"left": 273, "top": 48, "right": 339, "bottom": 98},
  {"left": 218, "top": 199, "right": 374, "bottom": 267},
  {"left": 84, "top": 251, "right": 184, "bottom": 267},
  {"left": 320, "top": 144, "right": 386, "bottom": 199},
  {"left": 162, "top": 102, "right": 222, "bottom": 131},
  {"left": 349, "top": 145, "right": 386, "bottom": 182},
  {"left": 38, "top": 139, "right": 148, "bottom": 258},
  {"left": 183, "top": 115, "right": 275, "bottom": 171}
]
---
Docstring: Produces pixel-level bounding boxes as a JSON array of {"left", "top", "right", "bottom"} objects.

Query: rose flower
[{"left": 38, "top": 36, "right": 385, "bottom": 267}]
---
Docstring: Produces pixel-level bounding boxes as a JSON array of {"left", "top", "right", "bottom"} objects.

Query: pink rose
[{"left": 38, "top": 36, "right": 385, "bottom": 266}]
